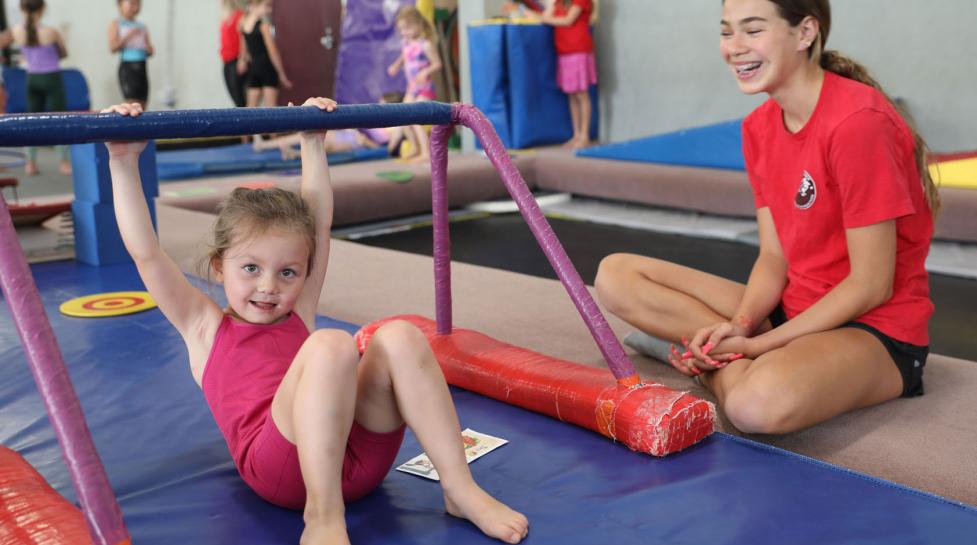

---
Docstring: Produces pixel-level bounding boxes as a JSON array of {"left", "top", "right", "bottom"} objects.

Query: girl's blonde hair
[
  {"left": 764, "top": 0, "right": 941, "bottom": 214},
  {"left": 396, "top": 6, "right": 434, "bottom": 40},
  {"left": 203, "top": 188, "right": 316, "bottom": 278}
]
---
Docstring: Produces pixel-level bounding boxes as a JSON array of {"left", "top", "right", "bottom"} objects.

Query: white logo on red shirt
[{"left": 795, "top": 171, "right": 817, "bottom": 209}]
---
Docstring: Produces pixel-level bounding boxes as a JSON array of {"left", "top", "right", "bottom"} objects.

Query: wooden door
[{"left": 272, "top": 0, "right": 342, "bottom": 106}]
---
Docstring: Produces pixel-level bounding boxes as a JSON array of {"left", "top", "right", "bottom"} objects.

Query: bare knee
[
  {"left": 722, "top": 378, "right": 800, "bottom": 435},
  {"left": 371, "top": 320, "right": 427, "bottom": 350},
  {"left": 595, "top": 253, "right": 637, "bottom": 314},
  {"left": 301, "top": 329, "right": 359, "bottom": 375}
]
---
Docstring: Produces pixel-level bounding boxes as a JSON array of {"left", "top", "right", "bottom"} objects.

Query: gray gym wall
[{"left": 460, "top": 1, "right": 977, "bottom": 153}]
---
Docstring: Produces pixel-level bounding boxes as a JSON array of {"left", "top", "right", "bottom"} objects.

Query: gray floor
[{"left": 0, "top": 146, "right": 74, "bottom": 201}]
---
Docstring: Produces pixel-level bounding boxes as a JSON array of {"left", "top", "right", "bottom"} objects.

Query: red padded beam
[
  {"left": 0, "top": 446, "right": 94, "bottom": 545},
  {"left": 356, "top": 315, "right": 715, "bottom": 456}
]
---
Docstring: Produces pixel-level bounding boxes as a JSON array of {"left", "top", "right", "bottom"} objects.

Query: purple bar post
[
  {"left": 450, "top": 104, "right": 639, "bottom": 384},
  {"left": 430, "top": 123, "right": 455, "bottom": 335},
  {"left": 0, "top": 196, "right": 130, "bottom": 545}
]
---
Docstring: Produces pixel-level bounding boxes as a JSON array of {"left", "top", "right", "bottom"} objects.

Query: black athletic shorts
[
  {"left": 119, "top": 60, "right": 148, "bottom": 102},
  {"left": 767, "top": 306, "right": 927, "bottom": 398}
]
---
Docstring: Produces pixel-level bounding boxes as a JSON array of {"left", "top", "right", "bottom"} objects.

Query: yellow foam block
[
  {"left": 929, "top": 157, "right": 977, "bottom": 189},
  {"left": 60, "top": 291, "right": 157, "bottom": 318}
]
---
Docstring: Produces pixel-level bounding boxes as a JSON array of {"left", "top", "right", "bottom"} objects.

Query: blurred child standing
[
  {"left": 387, "top": 6, "right": 441, "bottom": 163},
  {"left": 14, "top": 0, "right": 70, "bottom": 175},
  {"left": 108, "top": 0, "right": 154, "bottom": 109},
  {"left": 527, "top": 0, "right": 597, "bottom": 148},
  {"left": 220, "top": 0, "right": 248, "bottom": 107},
  {"left": 240, "top": 0, "right": 291, "bottom": 110}
]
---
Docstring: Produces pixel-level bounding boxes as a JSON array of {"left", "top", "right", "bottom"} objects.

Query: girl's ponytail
[
  {"left": 762, "top": 0, "right": 941, "bottom": 215},
  {"left": 20, "top": 0, "right": 44, "bottom": 47},
  {"left": 819, "top": 50, "right": 940, "bottom": 215}
]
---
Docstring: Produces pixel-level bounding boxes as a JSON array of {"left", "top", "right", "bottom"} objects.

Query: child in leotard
[
  {"left": 240, "top": 0, "right": 291, "bottom": 110},
  {"left": 387, "top": 6, "right": 441, "bottom": 163},
  {"left": 107, "top": 0, "right": 153, "bottom": 110},
  {"left": 14, "top": 0, "right": 70, "bottom": 176},
  {"left": 102, "top": 98, "right": 528, "bottom": 545}
]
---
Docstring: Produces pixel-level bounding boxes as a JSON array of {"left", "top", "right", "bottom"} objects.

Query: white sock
[{"left": 623, "top": 331, "right": 674, "bottom": 362}]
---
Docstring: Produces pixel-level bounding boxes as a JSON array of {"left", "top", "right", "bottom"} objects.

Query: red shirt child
[
  {"left": 742, "top": 70, "right": 933, "bottom": 346},
  {"left": 553, "top": 0, "right": 593, "bottom": 55},
  {"left": 219, "top": 8, "right": 243, "bottom": 63}
]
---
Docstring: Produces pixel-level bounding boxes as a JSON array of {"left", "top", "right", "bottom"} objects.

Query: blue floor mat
[
  {"left": 156, "top": 143, "right": 388, "bottom": 180},
  {"left": 2, "top": 260, "right": 975, "bottom": 544},
  {"left": 578, "top": 119, "right": 746, "bottom": 171}
]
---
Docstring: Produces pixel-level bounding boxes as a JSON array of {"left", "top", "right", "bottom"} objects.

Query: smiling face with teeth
[
  {"left": 213, "top": 227, "right": 311, "bottom": 325},
  {"left": 720, "top": 0, "right": 819, "bottom": 98}
]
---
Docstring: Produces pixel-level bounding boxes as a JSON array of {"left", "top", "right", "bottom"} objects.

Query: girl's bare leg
[
  {"left": 271, "top": 329, "right": 362, "bottom": 545},
  {"left": 595, "top": 253, "right": 904, "bottom": 434},
  {"left": 595, "top": 253, "right": 747, "bottom": 341},
  {"left": 409, "top": 124, "right": 430, "bottom": 163},
  {"left": 702, "top": 328, "right": 903, "bottom": 433},
  {"left": 575, "top": 91, "right": 592, "bottom": 148},
  {"left": 355, "top": 320, "right": 529, "bottom": 544},
  {"left": 564, "top": 93, "right": 581, "bottom": 148},
  {"left": 246, "top": 87, "right": 263, "bottom": 143}
]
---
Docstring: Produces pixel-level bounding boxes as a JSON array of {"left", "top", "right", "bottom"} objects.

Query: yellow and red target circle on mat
[{"left": 59, "top": 291, "right": 157, "bottom": 318}]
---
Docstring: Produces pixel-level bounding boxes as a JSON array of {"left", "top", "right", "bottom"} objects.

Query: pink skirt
[{"left": 556, "top": 52, "right": 597, "bottom": 94}]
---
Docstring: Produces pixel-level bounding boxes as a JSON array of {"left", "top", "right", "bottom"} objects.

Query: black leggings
[
  {"left": 27, "top": 71, "right": 66, "bottom": 113},
  {"left": 223, "top": 59, "right": 248, "bottom": 107}
]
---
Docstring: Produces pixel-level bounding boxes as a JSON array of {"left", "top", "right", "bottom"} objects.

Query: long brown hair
[
  {"left": 20, "top": 0, "right": 44, "bottom": 47},
  {"left": 202, "top": 188, "right": 316, "bottom": 279},
  {"left": 765, "top": 0, "right": 941, "bottom": 214}
]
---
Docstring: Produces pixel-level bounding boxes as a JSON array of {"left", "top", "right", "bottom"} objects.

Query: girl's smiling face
[
  {"left": 720, "top": 0, "right": 814, "bottom": 96},
  {"left": 214, "top": 227, "right": 310, "bottom": 325}
]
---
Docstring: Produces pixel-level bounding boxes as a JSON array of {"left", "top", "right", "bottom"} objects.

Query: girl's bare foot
[
  {"left": 300, "top": 517, "right": 351, "bottom": 545},
  {"left": 25, "top": 160, "right": 38, "bottom": 176},
  {"left": 444, "top": 482, "right": 528, "bottom": 544},
  {"left": 571, "top": 137, "right": 591, "bottom": 150},
  {"left": 561, "top": 137, "right": 579, "bottom": 149},
  {"left": 59, "top": 160, "right": 72, "bottom": 176}
]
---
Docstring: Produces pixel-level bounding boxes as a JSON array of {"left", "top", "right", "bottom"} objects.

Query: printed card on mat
[{"left": 396, "top": 429, "right": 508, "bottom": 481}]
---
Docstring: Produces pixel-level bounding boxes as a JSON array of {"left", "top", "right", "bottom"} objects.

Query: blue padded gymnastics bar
[
  {"left": 0, "top": 103, "right": 455, "bottom": 147},
  {"left": 0, "top": 103, "right": 454, "bottom": 266}
]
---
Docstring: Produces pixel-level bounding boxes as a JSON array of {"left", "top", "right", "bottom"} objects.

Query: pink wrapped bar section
[
  {"left": 0, "top": 196, "right": 130, "bottom": 545},
  {"left": 431, "top": 103, "right": 639, "bottom": 385}
]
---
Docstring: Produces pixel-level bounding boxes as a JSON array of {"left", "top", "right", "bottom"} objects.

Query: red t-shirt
[
  {"left": 220, "top": 9, "right": 243, "bottom": 63},
  {"left": 553, "top": 0, "right": 593, "bottom": 55},
  {"left": 742, "top": 70, "right": 933, "bottom": 345}
]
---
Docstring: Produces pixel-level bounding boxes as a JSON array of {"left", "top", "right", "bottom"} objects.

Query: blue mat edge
[{"left": 716, "top": 431, "right": 977, "bottom": 512}]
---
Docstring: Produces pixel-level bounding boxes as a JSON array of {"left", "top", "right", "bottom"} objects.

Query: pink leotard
[
  {"left": 402, "top": 37, "right": 435, "bottom": 101},
  {"left": 201, "top": 312, "right": 404, "bottom": 509}
]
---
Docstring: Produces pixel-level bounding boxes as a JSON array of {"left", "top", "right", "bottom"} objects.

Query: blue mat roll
[
  {"left": 506, "top": 24, "right": 597, "bottom": 149},
  {"left": 468, "top": 23, "right": 513, "bottom": 149},
  {"left": 2, "top": 67, "right": 91, "bottom": 114},
  {"left": 156, "top": 143, "right": 388, "bottom": 180},
  {"left": 578, "top": 118, "right": 746, "bottom": 170}
]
